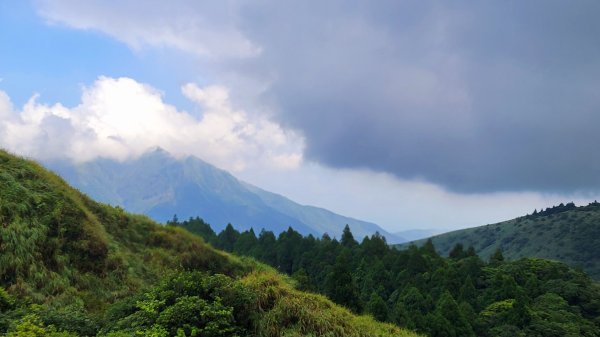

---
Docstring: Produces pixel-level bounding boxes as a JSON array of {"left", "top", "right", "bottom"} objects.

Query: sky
[{"left": 1, "top": 0, "right": 600, "bottom": 233}]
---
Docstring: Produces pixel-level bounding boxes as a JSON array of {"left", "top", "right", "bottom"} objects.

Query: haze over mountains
[{"left": 48, "top": 148, "right": 404, "bottom": 243}]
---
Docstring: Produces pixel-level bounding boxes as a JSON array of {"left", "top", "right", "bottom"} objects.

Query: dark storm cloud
[
  {"left": 37, "top": 0, "right": 600, "bottom": 193},
  {"left": 232, "top": 0, "right": 600, "bottom": 193}
]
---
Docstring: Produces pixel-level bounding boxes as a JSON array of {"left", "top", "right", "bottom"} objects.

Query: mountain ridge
[
  {"left": 397, "top": 202, "right": 600, "bottom": 279},
  {"left": 47, "top": 148, "right": 404, "bottom": 243}
]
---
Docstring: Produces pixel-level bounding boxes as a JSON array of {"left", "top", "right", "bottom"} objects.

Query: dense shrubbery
[{"left": 176, "top": 218, "right": 600, "bottom": 337}]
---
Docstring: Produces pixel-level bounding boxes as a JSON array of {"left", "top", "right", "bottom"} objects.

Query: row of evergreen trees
[
  {"left": 171, "top": 217, "right": 600, "bottom": 337},
  {"left": 525, "top": 202, "right": 577, "bottom": 219}
]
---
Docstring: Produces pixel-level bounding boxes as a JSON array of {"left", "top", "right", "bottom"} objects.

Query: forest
[{"left": 174, "top": 217, "right": 600, "bottom": 337}]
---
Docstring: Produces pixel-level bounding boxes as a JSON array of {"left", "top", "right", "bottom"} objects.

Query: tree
[
  {"left": 167, "top": 214, "right": 179, "bottom": 225},
  {"left": 291, "top": 268, "right": 313, "bottom": 291},
  {"left": 435, "top": 291, "right": 475, "bottom": 337},
  {"left": 459, "top": 276, "right": 478, "bottom": 307},
  {"left": 392, "top": 287, "right": 427, "bottom": 332},
  {"left": 489, "top": 248, "right": 504, "bottom": 266},
  {"left": 341, "top": 225, "right": 358, "bottom": 248},
  {"left": 276, "top": 227, "right": 303, "bottom": 274},
  {"left": 366, "top": 292, "right": 388, "bottom": 322},
  {"left": 421, "top": 239, "right": 438, "bottom": 257},
  {"left": 177, "top": 217, "right": 216, "bottom": 243},
  {"left": 256, "top": 230, "right": 277, "bottom": 265},
  {"left": 215, "top": 224, "right": 240, "bottom": 252},
  {"left": 449, "top": 243, "right": 466, "bottom": 259},
  {"left": 324, "top": 250, "right": 362, "bottom": 313},
  {"left": 233, "top": 228, "right": 257, "bottom": 256}
]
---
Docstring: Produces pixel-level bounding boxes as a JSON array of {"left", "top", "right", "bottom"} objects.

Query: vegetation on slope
[
  {"left": 176, "top": 217, "right": 600, "bottom": 337},
  {"left": 0, "top": 149, "right": 418, "bottom": 337},
  {"left": 399, "top": 202, "right": 600, "bottom": 279}
]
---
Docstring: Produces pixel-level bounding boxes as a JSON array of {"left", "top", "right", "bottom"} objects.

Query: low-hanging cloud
[
  {"left": 35, "top": 0, "right": 600, "bottom": 193},
  {"left": 0, "top": 77, "right": 303, "bottom": 172}
]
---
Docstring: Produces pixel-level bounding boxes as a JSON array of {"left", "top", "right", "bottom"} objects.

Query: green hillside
[
  {"left": 0, "top": 149, "right": 418, "bottom": 337},
  {"left": 399, "top": 202, "right": 600, "bottom": 279}
]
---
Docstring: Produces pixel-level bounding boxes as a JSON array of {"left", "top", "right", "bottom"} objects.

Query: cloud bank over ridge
[
  {"left": 34, "top": 0, "right": 600, "bottom": 194},
  {"left": 0, "top": 76, "right": 303, "bottom": 172}
]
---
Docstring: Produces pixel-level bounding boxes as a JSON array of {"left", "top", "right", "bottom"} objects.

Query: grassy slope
[
  {"left": 0, "top": 150, "right": 418, "bottom": 337},
  {"left": 399, "top": 205, "right": 600, "bottom": 279}
]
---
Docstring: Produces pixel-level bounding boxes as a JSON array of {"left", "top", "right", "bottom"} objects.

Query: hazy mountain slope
[
  {"left": 48, "top": 148, "right": 403, "bottom": 242},
  {"left": 399, "top": 202, "right": 600, "bottom": 279},
  {"left": 243, "top": 182, "right": 402, "bottom": 241},
  {"left": 0, "top": 149, "right": 419, "bottom": 337},
  {"left": 394, "top": 229, "right": 440, "bottom": 242}
]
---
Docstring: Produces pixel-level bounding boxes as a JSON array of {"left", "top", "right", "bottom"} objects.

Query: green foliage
[
  {"left": 33, "top": 303, "right": 99, "bottom": 336},
  {"left": 324, "top": 250, "right": 362, "bottom": 313},
  {"left": 290, "top": 268, "right": 312, "bottom": 292},
  {"left": 6, "top": 314, "right": 77, "bottom": 337},
  {"left": 4, "top": 148, "right": 600, "bottom": 337},
  {"left": 366, "top": 292, "right": 388, "bottom": 322},
  {"left": 180, "top": 217, "right": 600, "bottom": 336},
  {"left": 434, "top": 291, "right": 475, "bottom": 337},
  {"left": 0, "top": 287, "right": 15, "bottom": 312},
  {"left": 0, "top": 150, "right": 419, "bottom": 337},
  {"left": 101, "top": 271, "right": 416, "bottom": 337}
]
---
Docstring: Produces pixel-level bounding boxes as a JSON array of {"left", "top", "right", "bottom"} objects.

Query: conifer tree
[
  {"left": 366, "top": 292, "right": 388, "bottom": 321},
  {"left": 324, "top": 250, "right": 362, "bottom": 313}
]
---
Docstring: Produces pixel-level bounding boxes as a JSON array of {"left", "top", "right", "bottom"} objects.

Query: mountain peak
[
  {"left": 140, "top": 146, "right": 175, "bottom": 160},
  {"left": 49, "top": 150, "right": 404, "bottom": 242}
]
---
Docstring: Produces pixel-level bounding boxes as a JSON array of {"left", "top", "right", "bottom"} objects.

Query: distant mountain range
[
  {"left": 398, "top": 202, "right": 600, "bottom": 279},
  {"left": 48, "top": 148, "right": 404, "bottom": 243},
  {"left": 394, "top": 228, "right": 440, "bottom": 242}
]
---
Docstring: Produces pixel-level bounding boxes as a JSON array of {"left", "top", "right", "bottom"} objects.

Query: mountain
[
  {"left": 47, "top": 148, "right": 404, "bottom": 243},
  {"left": 0, "top": 149, "right": 417, "bottom": 336},
  {"left": 398, "top": 202, "right": 600, "bottom": 279},
  {"left": 394, "top": 228, "right": 440, "bottom": 242}
]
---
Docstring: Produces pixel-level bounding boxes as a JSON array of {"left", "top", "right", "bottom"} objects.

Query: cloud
[
  {"left": 238, "top": 161, "right": 599, "bottom": 233},
  {"left": 35, "top": 0, "right": 260, "bottom": 59},
  {"left": 0, "top": 77, "right": 303, "bottom": 172},
  {"left": 34, "top": 1, "right": 600, "bottom": 193}
]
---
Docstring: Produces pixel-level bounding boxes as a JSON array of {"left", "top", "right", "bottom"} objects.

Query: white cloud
[
  {"left": 35, "top": 0, "right": 260, "bottom": 59},
  {"left": 0, "top": 76, "right": 303, "bottom": 172}
]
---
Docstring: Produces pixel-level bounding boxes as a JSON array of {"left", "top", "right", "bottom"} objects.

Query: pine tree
[
  {"left": 341, "top": 224, "right": 358, "bottom": 248},
  {"left": 256, "top": 230, "right": 277, "bottom": 266},
  {"left": 324, "top": 250, "right": 362, "bottom": 313},
  {"left": 489, "top": 248, "right": 504, "bottom": 266},
  {"left": 216, "top": 223, "right": 240, "bottom": 251},
  {"left": 449, "top": 243, "right": 466, "bottom": 259},
  {"left": 366, "top": 292, "right": 388, "bottom": 322},
  {"left": 233, "top": 228, "right": 257, "bottom": 255},
  {"left": 435, "top": 291, "right": 475, "bottom": 337}
]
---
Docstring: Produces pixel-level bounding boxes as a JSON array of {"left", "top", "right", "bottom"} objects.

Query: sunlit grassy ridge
[{"left": 0, "top": 149, "right": 419, "bottom": 336}]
